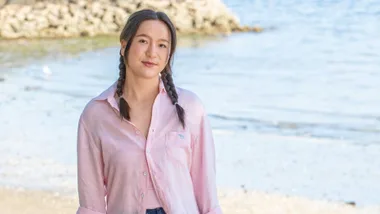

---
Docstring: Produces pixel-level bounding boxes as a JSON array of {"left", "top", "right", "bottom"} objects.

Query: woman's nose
[{"left": 146, "top": 44, "right": 157, "bottom": 58}]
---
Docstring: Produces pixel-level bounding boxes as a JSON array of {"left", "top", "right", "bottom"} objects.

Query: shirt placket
[
  {"left": 131, "top": 128, "right": 148, "bottom": 212},
  {"left": 144, "top": 94, "right": 168, "bottom": 212}
]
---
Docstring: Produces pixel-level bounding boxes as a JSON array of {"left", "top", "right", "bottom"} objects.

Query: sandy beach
[{"left": 1, "top": 187, "right": 379, "bottom": 214}]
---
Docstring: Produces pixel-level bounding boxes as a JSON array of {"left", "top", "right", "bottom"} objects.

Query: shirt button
[
  {"left": 151, "top": 129, "right": 155, "bottom": 132},
  {"left": 143, "top": 171, "right": 147, "bottom": 176},
  {"left": 135, "top": 130, "right": 140, "bottom": 135},
  {"left": 141, "top": 193, "right": 144, "bottom": 198}
]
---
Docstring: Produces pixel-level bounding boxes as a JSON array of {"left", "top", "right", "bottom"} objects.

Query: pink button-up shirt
[{"left": 76, "top": 80, "right": 222, "bottom": 214}]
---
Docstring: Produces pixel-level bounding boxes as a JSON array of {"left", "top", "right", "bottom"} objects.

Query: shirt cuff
[
  {"left": 76, "top": 207, "right": 106, "bottom": 214},
  {"left": 204, "top": 206, "right": 223, "bottom": 214}
]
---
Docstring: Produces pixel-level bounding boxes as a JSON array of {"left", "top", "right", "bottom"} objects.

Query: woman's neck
[{"left": 123, "top": 75, "right": 160, "bottom": 103}]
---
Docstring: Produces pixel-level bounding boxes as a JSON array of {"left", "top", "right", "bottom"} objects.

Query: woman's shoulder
[
  {"left": 176, "top": 87, "right": 207, "bottom": 118},
  {"left": 79, "top": 85, "right": 114, "bottom": 124},
  {"left": 80, "top": 98, "right": 100, "bottom": 118}
]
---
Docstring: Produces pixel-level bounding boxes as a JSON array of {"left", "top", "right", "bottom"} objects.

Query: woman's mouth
[{"left": 142, "top": 61, "right": 157, "bottom": 68}]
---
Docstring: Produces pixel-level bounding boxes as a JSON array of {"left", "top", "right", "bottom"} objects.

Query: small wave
[
  {"left": 209, "top": 113, "right": 380, "bottom": 144},
  {"left": 210, "top": 113, "right": 379, "bottom": 132},
  {"left": 247, "top": 105, "right": 379, "bottom": 120}
]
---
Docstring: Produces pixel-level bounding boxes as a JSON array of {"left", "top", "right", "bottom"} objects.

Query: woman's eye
[
  {"left": 139, "top": 39, "right": 147, "bottom": 44},
  {"left": 159, "top": 44, "right": 167, "bottom": 48}
]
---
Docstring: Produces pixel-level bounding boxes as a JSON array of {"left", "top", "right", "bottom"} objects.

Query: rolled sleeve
[
  {"left": 76, "top": 117, "right": 107, "bottom": 214},
  {"left": 205, "top": 206, "right": 223, "bottom": 214},
  {"left": 76, "top": 206, "right": 106, "bottom": 214}
]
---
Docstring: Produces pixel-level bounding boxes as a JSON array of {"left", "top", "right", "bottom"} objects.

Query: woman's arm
[
  {"left": 190, "top": 109, "right": 223, "bottom": 214},
  {"left": 76, "top": 117, "right": 107, "bottom": 214}
]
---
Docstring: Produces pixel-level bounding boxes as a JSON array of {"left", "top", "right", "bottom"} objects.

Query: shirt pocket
[{"left": 165, "top": 131, "right": 192, "bottom": 169}]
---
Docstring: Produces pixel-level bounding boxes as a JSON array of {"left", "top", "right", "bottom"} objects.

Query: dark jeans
[{"left": 146, "top": 207, "right": 166, "bottom": 214}]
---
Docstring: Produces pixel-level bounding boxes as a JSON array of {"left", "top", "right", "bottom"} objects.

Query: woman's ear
[
  {"left": 120, "top": 40, "right": 127, "bottom": 56},
  {"left": 166, "top": 49, "right": 171, "bottom": 64}
]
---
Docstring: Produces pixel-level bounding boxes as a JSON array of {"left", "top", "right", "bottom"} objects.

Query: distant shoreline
[
  {"left": 0, "top": 0, "right": 262, "bottom": 40},
  {"left": 0, "top": 33, "right": 228, "bottom": 70}
]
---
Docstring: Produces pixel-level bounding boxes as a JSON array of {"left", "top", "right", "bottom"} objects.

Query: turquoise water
[{"left": 0, "top": 0, "right": 379, "bottom": 207}]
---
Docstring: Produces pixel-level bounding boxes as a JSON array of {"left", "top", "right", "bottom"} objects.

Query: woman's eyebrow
[{"left": 135, "top": 33, "right": 169, "bottom": 43}]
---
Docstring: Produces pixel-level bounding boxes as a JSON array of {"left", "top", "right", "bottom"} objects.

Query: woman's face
[{"left": 122, "top": 20, "right": 171, "bottom": 79}]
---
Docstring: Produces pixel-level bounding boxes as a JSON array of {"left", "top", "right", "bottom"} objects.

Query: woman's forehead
[{"left": 136, "top": 20, "right": 171, "bottom": 41}]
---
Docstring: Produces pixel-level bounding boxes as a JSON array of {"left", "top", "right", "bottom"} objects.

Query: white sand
[{"left": 1, "top": 187, "right": 379, "bottom": 214}]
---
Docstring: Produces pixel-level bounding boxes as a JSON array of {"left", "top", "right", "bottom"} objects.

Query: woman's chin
[{"left": 136, "top": 70, "right": 161, "bottom": 80}]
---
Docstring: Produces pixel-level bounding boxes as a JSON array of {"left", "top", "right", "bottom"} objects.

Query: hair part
[{"left": 117, "top": 9, "right": 185, "bottom": 128}]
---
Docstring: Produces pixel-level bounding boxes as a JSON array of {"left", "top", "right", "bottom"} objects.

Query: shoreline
[
  {"left": 0, "top": 33, "right": 230, "bottom": 70},
  {"left": 1, "top": 186, "right": 379, "bottom": 214}
]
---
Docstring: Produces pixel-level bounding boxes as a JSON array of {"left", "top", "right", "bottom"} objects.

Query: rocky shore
[{"left": 0, "top": 0, "right": 262, "bottom": 39}]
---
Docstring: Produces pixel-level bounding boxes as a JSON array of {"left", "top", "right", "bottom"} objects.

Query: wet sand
[{"left": 1, "top": 187, "right": 379, "bottom": 214}]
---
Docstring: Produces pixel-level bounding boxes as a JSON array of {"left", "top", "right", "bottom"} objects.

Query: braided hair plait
[
  {"left": 117, "top": 49, "right": 131, "bottom": 120},
  {"left": 161, "top": 70, "right": 185, "bottom": 128}
]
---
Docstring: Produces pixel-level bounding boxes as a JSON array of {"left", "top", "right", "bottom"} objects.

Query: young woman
[{"left": 76, "top": 9, "right": 222, "bottom": 214}]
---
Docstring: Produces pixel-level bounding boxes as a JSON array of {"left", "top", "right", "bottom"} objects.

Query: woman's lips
[{"left": 142, "top": 61, "right": 157, "bottom": 67}]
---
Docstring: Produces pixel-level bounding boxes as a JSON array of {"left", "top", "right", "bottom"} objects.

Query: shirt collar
[{"left": 94, "top": 77, "right": 166, "bottom": 102}]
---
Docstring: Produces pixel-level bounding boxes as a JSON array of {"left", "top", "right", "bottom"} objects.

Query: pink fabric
[{"left": 76, "top": 79, "right": 222, "bottom": 214}]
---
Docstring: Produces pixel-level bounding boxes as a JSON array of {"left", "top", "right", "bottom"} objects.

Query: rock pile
[{"left": 0, "top": 0, "right": 261, "bottom": 39}]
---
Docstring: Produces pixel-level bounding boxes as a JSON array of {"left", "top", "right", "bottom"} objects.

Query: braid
[
  {"left": 117, "top": 49, "right": 131, "bottom": 120},
  {"left": 161, "top": 70, "right": 185, "bottom": 128}
]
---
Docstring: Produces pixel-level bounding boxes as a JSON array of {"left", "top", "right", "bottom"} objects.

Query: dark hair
[{"left": 117, "top": 9, "right": 185, "bottom": 128}]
